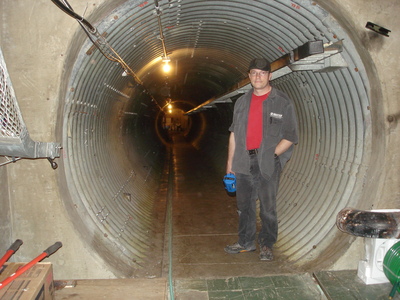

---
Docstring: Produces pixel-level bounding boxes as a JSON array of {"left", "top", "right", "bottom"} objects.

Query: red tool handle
[
  {"left": 0, "top": 240, "right": 23, "bottom": 269},
  {"left": 0, "top": 241, "right": 62, "bottom": 290}
]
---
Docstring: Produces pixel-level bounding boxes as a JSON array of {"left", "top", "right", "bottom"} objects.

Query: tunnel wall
[{"left": 0, "top": 0, "right": 399, "bottom": 279}]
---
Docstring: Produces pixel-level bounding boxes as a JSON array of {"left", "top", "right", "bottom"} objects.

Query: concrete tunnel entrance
[{"left": 53, "top": 0, "right": 385, "bottom": 277}]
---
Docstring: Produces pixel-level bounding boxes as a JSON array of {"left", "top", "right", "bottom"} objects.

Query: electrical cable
[
  {"left": 50, "top": 0, "right": 164, "bottom": 110},
  {"left": 51, "top": 0, "right": 143, "bottom": 85}
]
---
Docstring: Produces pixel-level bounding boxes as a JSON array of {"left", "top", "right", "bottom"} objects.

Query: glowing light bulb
[{"left": 163, "top": 62, "right": 171, "bottom": 73}]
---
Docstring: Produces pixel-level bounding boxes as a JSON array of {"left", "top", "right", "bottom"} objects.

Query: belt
[{"left": 248, "top": 149, "right": 258, "bottom": 155}]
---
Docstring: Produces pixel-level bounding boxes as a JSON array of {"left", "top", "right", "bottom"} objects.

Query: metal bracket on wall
[
  {"left": 0, "top": 49, "right": 61, "bottom": 169},
  {"left": 185, "top": 40, "right": 345, "bottom": 115},
  {"left": 365, "top": 22, "right": 391, "bottom": 37}
]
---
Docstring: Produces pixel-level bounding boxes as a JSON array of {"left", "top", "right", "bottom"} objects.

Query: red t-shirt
[{"left": 246, "top": 92, "right": 270, "bottom": 150}]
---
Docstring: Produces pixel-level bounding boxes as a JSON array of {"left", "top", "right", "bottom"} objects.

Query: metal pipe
[
  {"left": 154, "top": 0, "right": 168, "bottom": 59},
  {"left": 336, "top": 208, "right": 400, "bottom": 239}
]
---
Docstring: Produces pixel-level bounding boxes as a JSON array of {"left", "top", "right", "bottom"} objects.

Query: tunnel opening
[
  {"left": 154, "top": 100, "right": 200, "bottom": 146},
  {"left": 55, "top": 0, "right": 384, "bottom": 278}
]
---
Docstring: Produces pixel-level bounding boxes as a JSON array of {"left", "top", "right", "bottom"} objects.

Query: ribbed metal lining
[
  {"left": 63, "top": 42, "right": 160, "bottom": 272},
  {"left": 276, "top": 67, "right": 369, "bottom": 263},
  {"left": 61, "top": 0, "right": 372, "bottom": 274}
]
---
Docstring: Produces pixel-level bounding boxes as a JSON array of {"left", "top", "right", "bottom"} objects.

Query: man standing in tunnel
[{"left": 225, "top": 58, "right": 298, "bottom": 261}]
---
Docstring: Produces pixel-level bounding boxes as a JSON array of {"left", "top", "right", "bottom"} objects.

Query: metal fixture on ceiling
[
  {"left": 51, "top": 0, "right": 165, "bottom": 110},
  {"left": 185, "top": 40, "right": 345, "bottom": 115},
  {"left": 154, "top": 0, "right": 171, "bottom": 72},
  {"left": 51, "top": 0, "right": 144, "bottom": 85}
]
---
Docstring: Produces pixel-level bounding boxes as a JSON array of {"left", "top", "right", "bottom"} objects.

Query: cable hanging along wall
[{"left": 51, "top": 0, "right": 163, "bottom": 111}]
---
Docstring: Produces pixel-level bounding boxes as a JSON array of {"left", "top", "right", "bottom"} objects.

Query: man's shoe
[
  {"left": 224, "top": 242, "right": 256, "bottom": 254},
  {"left": 259, "top": 246, "right": 273, "bottom": 261}
]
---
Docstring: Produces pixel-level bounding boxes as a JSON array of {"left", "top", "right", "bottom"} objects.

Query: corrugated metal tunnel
[
  {"left": 52, "top": 0, "right": 386, "bottom": 277},
  {"left": 0, "top": 0, "right": 397, "bottom": 287}
]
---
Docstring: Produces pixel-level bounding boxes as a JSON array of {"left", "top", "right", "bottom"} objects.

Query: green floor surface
[{"left": 174, "top": 270, "right": 400, "bottom": 300}]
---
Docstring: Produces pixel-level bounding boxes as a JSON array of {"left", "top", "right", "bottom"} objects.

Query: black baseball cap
[{"left": 248, "top": 58, "right": 271, "bottom": 72}]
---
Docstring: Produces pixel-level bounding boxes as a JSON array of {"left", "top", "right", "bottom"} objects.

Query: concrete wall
[
  {"left": 0, "top": 0, "right": 399, "bottom": 279},
  {"left": 329, "top": 0, "right": 400, "bottom": 268},
  {"left": 0, "top": 0, "right": 114, "bottom": 279},
  {"left": 361, "top": 1, "right": 400, "bottom": 209},
  {"left": 331, "top": 0, "right": 400, "bottom": 209}
]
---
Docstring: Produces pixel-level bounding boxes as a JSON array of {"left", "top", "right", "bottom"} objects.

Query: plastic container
[
  {"left": 223, "top": 174, "right": 236, "bottom": 195},
  {"left": 358, "top": 238, "right": 399, "bottom": 284}
]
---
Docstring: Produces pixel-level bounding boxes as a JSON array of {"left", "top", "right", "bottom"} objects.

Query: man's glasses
[{"left": 249, "top": 70, "right": 269, "bottom": 77}]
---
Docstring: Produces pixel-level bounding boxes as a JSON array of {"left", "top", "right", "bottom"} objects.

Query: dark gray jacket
[{"left": 229, "top": 87, "right": 299, "bottom": 180}]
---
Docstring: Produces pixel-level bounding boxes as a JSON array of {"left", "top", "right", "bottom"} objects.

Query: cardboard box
[{"left": 0, "top": 262, "right": 54, "bottom": 300}]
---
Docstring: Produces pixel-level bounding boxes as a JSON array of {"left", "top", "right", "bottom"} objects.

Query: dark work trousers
[{"left": 235, "top": 154, "right": 282, "bottom": 249}]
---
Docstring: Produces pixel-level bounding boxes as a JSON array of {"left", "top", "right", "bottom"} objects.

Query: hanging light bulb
[
  {"left": 162, "top": 55, "right": 171, "bottom": 73},
  {"left": 163, "top": 62, "right": 171, "bottom": 73}
]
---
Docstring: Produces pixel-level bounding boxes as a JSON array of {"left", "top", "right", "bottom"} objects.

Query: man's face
[{"left": 248, "top": 69, "right": 272, "bottom": 91}]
